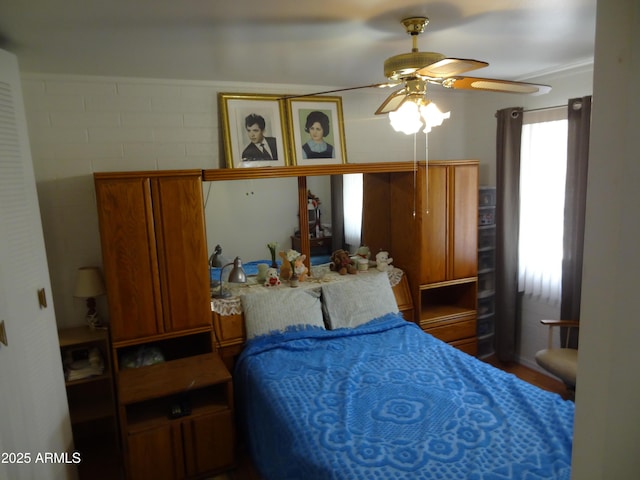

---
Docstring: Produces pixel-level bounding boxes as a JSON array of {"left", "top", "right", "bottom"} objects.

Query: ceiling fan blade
[
  {"left": 281, "top": 82, "right": 394, "bottom": 100},
  {"left": 441, "top": 76, "right": 552, "bottom": 95},
  {"left": 374, "top": 88, "right": 409, "bottom": 115},
  {"left": 417, "top": 58, "right": 488, "bottom": 78}
]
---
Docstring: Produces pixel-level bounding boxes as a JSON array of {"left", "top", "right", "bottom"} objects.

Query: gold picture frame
[
  {"left": 218, "top": 93, "right": 290, "bottom": 168},
  {"left": 285, "top": 96, "right": 347, "bottom": 166}
]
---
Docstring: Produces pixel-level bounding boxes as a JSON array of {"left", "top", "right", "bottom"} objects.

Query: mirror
[
  {"left": 203, "top": 175, "right": 337, "bottom": 278},
  {"left": 201, "top": 162, "right": 419, "bottom": 285},
  {"left": 301, "top": 176, "right": 334, "bottom": 265}
]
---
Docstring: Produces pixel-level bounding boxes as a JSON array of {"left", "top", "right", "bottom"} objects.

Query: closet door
[{"left": 0, "top": 49, "right": 75, "bottom": 479}]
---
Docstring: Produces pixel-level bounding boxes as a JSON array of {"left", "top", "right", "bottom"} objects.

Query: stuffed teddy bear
[
  {"left": 375, "top": 250, "right": 394, "bottom": 272},
  {"left": 294, "top": 254, "right": 308, "bottom": 282},
  {"left": 355, "top": 245, "right": 371, "bottom": 262},
  {"left": 264, "top": 268, "right": 281, "bottom": 287},
  {"left": 278, "top": 251, "right": 292, "bottom": 280},
  {"left": 330, "top": 249, "right": 357, "bottom": 275}
]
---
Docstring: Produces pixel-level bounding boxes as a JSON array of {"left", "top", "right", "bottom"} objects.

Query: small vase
[
  {"left": 290, "top": 272, "right": 299, "bottom": 287},
  {"left": 268, "top": 245, "right": 278, "bottom": 269}
]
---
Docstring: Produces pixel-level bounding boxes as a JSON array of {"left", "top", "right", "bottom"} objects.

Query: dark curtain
[
  {"left": 494, "top": 107, "right": 523, "bottom": 361},
  {"left": 561, "top": 96, "right": 592, "bottom": 345}
]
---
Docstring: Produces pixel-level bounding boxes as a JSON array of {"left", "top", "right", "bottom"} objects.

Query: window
[
  {"left": 518, "top": 108, "right": 568, "bottom": 304},
  {"left": 343, "top": 173, "right": 363, "bottom": 251}
]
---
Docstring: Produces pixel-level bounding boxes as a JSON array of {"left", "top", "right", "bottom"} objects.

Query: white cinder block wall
[{"left": 20, "top": 74, "right": 469, "bottom": 329}]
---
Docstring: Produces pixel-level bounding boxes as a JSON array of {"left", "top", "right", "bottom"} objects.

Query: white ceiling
[{"left": 0, "top": 0, "right": 597, "bottom": 90}]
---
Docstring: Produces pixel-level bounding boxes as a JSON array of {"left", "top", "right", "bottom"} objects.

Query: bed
[{"left": 234, "top": 272, "right": 575, "bottom": 479}]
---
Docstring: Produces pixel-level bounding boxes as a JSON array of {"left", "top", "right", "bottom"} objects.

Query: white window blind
[{"left": 518, "top": 107, "right": 568, "bottom": 304}]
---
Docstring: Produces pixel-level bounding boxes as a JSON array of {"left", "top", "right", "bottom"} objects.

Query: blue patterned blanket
[{"left": 235, "top": 313, "right": 574, "bottom": 479}]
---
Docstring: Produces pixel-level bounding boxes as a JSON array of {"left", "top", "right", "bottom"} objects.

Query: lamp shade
[
  {"left": 213, "top": 257, "right": 247, "bottom": 299},
  {"left": 74, "top": 267, "right": 106, "bottom": 298},
  {"left": 227, "top": 257, "right": 247, "bottom": 284}
]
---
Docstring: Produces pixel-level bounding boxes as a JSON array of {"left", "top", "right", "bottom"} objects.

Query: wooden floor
[
  {"left": 480, "top": 354, "right": 572, "bottom": 399},
  {"left": 82, "top": 358, "right": 570, "bottom": 480}
]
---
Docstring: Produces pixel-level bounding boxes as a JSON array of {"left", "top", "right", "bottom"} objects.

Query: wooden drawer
[
  {"left": 212, "top": 312, "right": 245, "bottom": 347},
  {"left": 450, "top": 337, "right": 478, "bottom": 356},
  {"left": 420, "top": 315, "right": 476, "bottom": 343}
]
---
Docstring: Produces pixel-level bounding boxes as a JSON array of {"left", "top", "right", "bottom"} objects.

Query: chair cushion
[{"left": 535, "top": 348, "right": 578, "bottom": 386}]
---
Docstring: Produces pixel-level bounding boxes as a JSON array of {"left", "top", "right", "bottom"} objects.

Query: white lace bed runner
[{"left": 211, "top": 268, "right": 404, "bottom": 316}]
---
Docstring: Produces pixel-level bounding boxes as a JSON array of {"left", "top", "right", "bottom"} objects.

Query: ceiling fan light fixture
[
  {"left": 389, "top": 101, "right": 423, "bottom": 135},
  {"left": 388, "top": 97, "right": 450, "bottom": 135},
  {"left": 419, "top": 101, "right": 451, "bottom": 133}
]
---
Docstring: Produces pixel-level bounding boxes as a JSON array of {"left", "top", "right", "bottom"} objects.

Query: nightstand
[{"left": 58, "top": 326, "right": 120, "bottom": 479}]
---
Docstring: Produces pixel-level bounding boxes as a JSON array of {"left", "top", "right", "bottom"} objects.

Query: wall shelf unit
[{"left": 361, "top": 160, "right": 480, "bottom": 355}]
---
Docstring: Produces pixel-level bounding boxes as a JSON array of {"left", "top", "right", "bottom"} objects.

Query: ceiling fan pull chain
[
  {"left": 424, "top": 134, "right": 429, "bottom": 215},
  {"left": 412, "top": 133, "right": 417, "bottom": 219}
]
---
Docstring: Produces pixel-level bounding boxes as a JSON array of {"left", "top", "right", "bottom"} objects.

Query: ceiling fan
[
  {"left": 373, "top": 16, "right": 551, "bottom": 115},
  {"left": 288, "top": 16, "right": 551, "bottom": 117}
]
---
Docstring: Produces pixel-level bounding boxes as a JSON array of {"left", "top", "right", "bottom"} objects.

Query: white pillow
[
  {"left": 240, "top": 288, "right": 325, "bottom": 339},
  {"left": 321, "top": 271, "right": 399, "bottom": 329}
]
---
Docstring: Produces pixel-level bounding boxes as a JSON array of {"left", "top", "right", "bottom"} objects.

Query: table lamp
[
  {"left": 74, "top": 266, "right": 106, "bottom": 328},
  {"left": 213, "top": 257, "right": 247, "bottom": 298}
]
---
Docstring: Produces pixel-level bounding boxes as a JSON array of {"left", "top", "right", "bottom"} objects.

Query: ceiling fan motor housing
[
  {"left": 384, "top": 52, "right": 446, "bottom": 80},
  {"left": 384, "top": 17, "right": 444, "bottom": 80},
  {"left": 402, "top": 16, "right": 429, "bottom": 35}
]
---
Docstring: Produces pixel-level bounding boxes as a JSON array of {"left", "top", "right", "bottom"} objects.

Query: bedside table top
[{"left": 58, "top": 325, "right": 108, "bottom": 347}]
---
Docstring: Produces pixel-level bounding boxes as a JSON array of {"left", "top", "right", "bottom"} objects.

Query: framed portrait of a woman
[
  {"left": 285, "top": 96, "right": 347, "bottom": 166},
  {"left": 218, "top": 93, "right": 290, "bottom": 168}
]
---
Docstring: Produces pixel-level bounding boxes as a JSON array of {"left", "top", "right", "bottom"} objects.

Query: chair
[{"left": 535, "top": 319, "right": 580, "bottom": 393}]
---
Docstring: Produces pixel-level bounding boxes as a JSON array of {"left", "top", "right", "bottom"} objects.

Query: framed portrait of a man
[
  {"left": 285, "top": 96, "right": 347, "bottom": 166},
  {"left": 219, "top": 93, "right": 290, "bottom": 168}
]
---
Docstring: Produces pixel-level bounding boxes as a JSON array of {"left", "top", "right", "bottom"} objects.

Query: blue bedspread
[{"left": 235, "top": 313, "right": 574, "bottom": 479}]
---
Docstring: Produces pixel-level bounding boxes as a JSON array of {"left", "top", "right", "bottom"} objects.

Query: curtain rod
[
  {"left": 523, "top": 104, "right": 566, "bottom": 113},
  {"left": 496, "top": 104, "right": 566, "bottom": 119}
]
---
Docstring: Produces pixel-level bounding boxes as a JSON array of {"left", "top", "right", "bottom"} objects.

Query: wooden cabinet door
[
  {"left": 152, "top": 176, "right": 211, "bottom": 333},
  {"left": 182, "top": 410, "right": 235, "bottom": 477},
  {"left": 96, "top": 173, "right": 210, "bottom": 341},
  {"left": 421, "top": 165, "right": 448, "bottom": 284},
  {"left": 450, "top": 164, "right": 478, "bottom": 279},
  {"left": 127, "top": 424, "right": 183, "bottom": 480},
  {"left": 96, "top": 177, "right": 163, "bottom": 342},
  {"left": 421, "top": 163, "right": 478, "bottom": 283}
]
